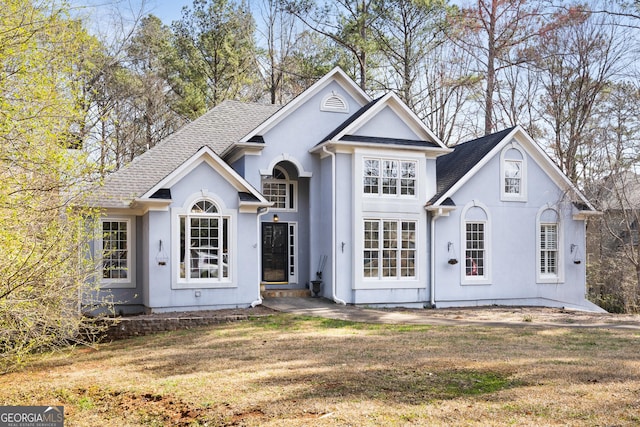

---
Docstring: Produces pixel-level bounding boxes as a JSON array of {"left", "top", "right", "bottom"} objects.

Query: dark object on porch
[
  {"left": 311, "top": 255, "right": 328, "bottom": 297},
  {"left": 310, "top": 280, "right": 322, "bottom": 297}
]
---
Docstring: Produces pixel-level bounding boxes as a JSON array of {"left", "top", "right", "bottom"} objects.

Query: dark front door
[{"left": 262, "top": 222, "right": 288, "bottom": 283}]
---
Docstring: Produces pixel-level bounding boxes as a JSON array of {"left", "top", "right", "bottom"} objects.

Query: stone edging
[{"left": 101, "top": 314, "right": 256, "bottom": 340}]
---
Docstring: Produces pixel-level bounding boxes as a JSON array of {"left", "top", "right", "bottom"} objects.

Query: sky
[
  {"left": 67, "top": 0, "right": 194, "bottom": 41},
  {"left": 70, "top": 0, "right": 252, "bottom": 28},
  {"left": 144, "top": 0, "right": 191, "bottom": 24}
]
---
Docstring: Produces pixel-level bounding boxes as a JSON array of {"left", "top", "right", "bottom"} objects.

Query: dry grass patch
[{"left": 1, "top": 314, "right": 640, "bottom": 426}]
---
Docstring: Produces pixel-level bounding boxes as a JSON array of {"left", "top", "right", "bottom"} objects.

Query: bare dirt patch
[{"left": 389, "top": 305, "right": 640, "bottom": 327}]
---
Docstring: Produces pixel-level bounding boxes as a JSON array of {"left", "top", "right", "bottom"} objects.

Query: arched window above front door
[{"left": 262, "top": 165, "right": 297, "bottom": 211}]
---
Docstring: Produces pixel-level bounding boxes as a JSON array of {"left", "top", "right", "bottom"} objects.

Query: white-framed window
[
  {"left": 363, "top": 158, "right": 416, "bottom": 197},
  {"left": 500, "top": 143, "right": 527, "bottom": 201},
  {"left": 179, "top": 199, "right": 230, "bottom": 283},
  {"left": 540, "top": 224, "right": 558, "bottom": 275},
  {"left": 536, "top": 207, "right": 563, "bottom": 283},
  {"left": 288, "top": 222, "right": 298, "bottom": 284},
  {"left": 461, "top": 202, "right": 491, "bottom": 284},
  {"left": 504, "top": 160, "right": 522, "bottom": 194},
  {"left": 262, "top": 166, "right": 297, "bottom": 211},
  {"left": 465, "top": 222, "right": 485, "bottom": 277},
  {"left": 99, "top": 218, "right": 134, "bottom": 288},
  {"left": 363, "top": 219, "right": 416, "bottom": 279}
]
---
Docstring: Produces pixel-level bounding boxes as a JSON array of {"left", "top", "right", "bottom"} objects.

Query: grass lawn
[{"left": 1, "top": 314, "right": 640, "bottom": 426}]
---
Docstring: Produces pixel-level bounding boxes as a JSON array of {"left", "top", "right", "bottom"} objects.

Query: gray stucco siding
[
  {"left": 352, "top": 106, "right": 420, "bottom": 140},
  {"left": 254, "top": 81, "right": 365, "bottom": 182},
  {"left": 335, "top": 152, "right": 354, "bottom": 300},
  {"left": 432, "top": 144, "right": 587, "bottom": 307},
  {"left": 86, "top": 214, "right": 144, "bottom": 315},
  {"left": 143, "top": 161, "right": 260, "bottom": 311}
]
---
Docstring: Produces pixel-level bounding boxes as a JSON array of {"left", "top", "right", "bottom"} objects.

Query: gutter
[
  {"left": 322, "top": 145, "right": 346, "bottom": 305},
  {"left": 251, "top": 207, "right": 270, "bottom": 307}
]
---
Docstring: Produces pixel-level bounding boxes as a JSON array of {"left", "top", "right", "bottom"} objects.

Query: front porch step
[{"left": 262, "top": 289, "right": 311, "bottom": 298}]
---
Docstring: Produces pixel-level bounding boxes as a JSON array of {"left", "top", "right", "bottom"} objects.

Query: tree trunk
[{"left": 484, "top": 0, "right": 497, "bottom": 135}]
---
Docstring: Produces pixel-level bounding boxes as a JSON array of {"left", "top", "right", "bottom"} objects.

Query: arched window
[
  {"left": 179, "top": 198, "right": 229, "bottom": 281},
  {"left": 262, "top": 166, "right": 297, "bottom": 211},
  {"left": 536, "top": 207, "right": 563, "bottom": 283},
  {"left": 500, "top": 142, "right": 527, "bottom": 201},
  {"left": 461, "top": 201, "right": 491, "bottom": 284}
]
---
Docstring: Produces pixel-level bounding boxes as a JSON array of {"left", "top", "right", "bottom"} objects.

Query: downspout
[
  {"left": 322, "top": 145, "right": 346, "bottom": 305},
  {"left": 429, "top": 209, "right": 443, "bottom": 309},
  {"left": 251, "top": 206, "right": 270, "bottom": 307}
]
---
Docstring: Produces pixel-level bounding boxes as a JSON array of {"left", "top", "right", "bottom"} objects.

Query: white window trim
[
  {"left": 362, "top": 157, "right": 418, "bottom": 199},
  {"left": 536, "top": 206, "right": 564, "bottom": 284},
  {"left": 262, "top": 166, "right": 297, "bottom": 212},
  {"left": 500, "top": 142, "right": 527, "bottom": 202},
  {"left": 288, "top": 222, "right": 298, "bottom": 284},
  {"left": 99, "top": 217, "right": 135, "bottom": 289},
  {"left": 460, "top": 201, "right": 492, "bottom": 285},
  {"left": 361, "top": 218, "right": 418, "bottom": 281},
  {"left": 171, "top": 191, "right": 236, "bottom": 289}
]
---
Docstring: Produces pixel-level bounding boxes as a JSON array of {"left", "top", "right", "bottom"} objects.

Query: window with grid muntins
[
  {"left": 179, "top": 199, "right": 229, "bottom": 281},
  {"left": 382, "top": 221, "right": 397, "bottom": 276},
  {"left": 289, "top": 223, "right": 296, "bottom": 277},
  {"left": 504, "top": 160, "right": 522, "bottom": 194},
  {"left": 540, "top": 224, "right": 558, "bottom": 274},
  {"left": 363, "top": 158, "right": 416, "bottom": 196},
  {"left": 363, "top": 220, "right": 379, "bottom": 277},
  {"left": 263, "top": 182, "right": 287, "bottom": 209},
  {"left": 382, "top": 161, "right": 398, "bottom": 195},
  {"left": 401, "top": 221, "right": 416, "bottom": 277},
  {"left": 102, "top": 220, "right": 128, "bottom": 279},
  {"left": 400, "top": 161, "right": 416, "bottom": 195},
  {"left": 262, "top": 167, "right": 295, "bottom": 210},
  {"left": 363, "top": 159, "right": 380, "bottom": 194},
  {"left": 465, "top": 222, "right": 485, "bottom": 277},
  {"left": 364, "top": 219, "right": 416, "bottom": 279}
]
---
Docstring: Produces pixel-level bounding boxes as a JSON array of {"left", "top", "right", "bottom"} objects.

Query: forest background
[{"left": 1, "top": 0, "right": 640, "bottom": 371}]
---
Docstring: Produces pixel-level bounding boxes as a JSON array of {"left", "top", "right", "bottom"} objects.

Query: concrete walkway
[
  {"left": 261, "top": 297, "right": 640, "bottom": 330},
  {"left": 262, "top": 297, "right": 448, "bottom": 325}
]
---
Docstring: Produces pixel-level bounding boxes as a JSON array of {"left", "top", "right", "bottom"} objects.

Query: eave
[
  {"left": 221, "top": 141, "right": 265, "bottom": 164},
  {"left": 131, "top": 198, "right": 173, "bottom": 213},
  {"left": 310, "top": 139, "right": 452, "bottom": 158},
  {"left": 573, "top": 210, "right": 602, "bottom": 220}
]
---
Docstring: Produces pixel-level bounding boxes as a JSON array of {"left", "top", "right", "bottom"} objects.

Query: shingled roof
[
  {"left": 320, "top": 98, "right": 382, "bottom": 143},
  {"left": 91, "top": 100, "right": 280, "bottom": 208},
  {"left": 429, "top": 127, "right": 515, "bottom": 205}
]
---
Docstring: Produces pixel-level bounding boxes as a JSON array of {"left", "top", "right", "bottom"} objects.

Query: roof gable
[
  {"left": 431, "top": 127, "right": 514, "bottom": 204},
  {"left": 429, "top": 126, "right": 596, "bottom": 211},
  {"left": 140, "top": 146, "right": 268, "bottom": 207},
  {"left": 239, "top": 67, "right": 371, "bottom": 143},
  {"left": 322, "top": 92, "right": 447, "bottom": 150}
]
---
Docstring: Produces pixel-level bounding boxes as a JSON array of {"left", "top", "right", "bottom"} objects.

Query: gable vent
[{"left": 321, "top": 92, "right": 349, "bottom": 113}]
